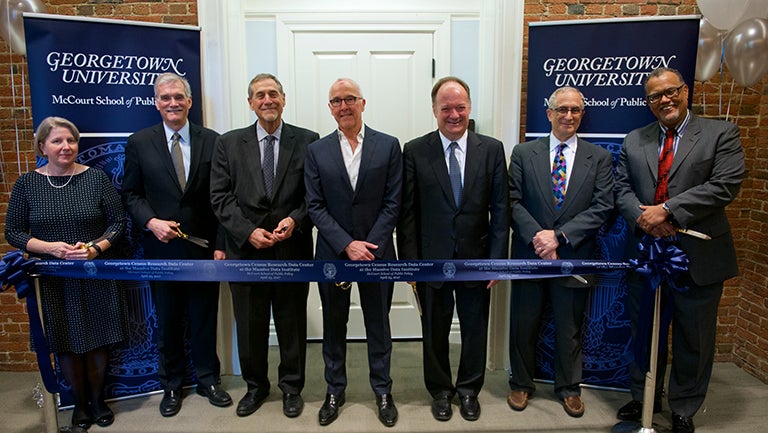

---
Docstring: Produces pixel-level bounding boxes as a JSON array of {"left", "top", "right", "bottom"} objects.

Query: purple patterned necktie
[
  {"left": 262, "top": 135, "right": 275, "bottom": 198},
  {"left": 552, "top": 143, "right": 567, "bottom": 209}
]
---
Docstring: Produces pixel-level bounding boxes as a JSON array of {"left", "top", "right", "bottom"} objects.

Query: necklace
[{"left": 45, "top": 163, "right": 76, "bottom": 189}]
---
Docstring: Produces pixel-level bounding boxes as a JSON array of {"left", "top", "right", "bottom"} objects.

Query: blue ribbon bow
[
  {"left": 1, "top": 250, "right": 60, "bottom": 393},
  {"left": 628, "top": 235, "right": 690, "bottom": 372}
]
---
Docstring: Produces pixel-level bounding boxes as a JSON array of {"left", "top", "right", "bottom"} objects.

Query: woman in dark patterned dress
[{"left": 5, "top": 117, "right": 127, "bottom": 431}]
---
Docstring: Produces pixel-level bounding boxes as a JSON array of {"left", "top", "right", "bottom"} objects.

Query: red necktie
[{"left": 654, "top": 128, "right": 675, "bottom": 204}]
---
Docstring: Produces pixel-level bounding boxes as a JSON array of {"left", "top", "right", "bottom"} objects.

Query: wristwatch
[
  {"left": 662, "top": 202, "right": 672, "bottom": 219},
  {"left": 555, "top": 230, "right": 568, "bottom": 246}
]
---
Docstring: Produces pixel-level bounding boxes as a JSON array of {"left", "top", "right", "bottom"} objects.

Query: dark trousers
[
  {"left": 507, "top": 279, "right": 588, "bottom": 399},
  {"left": 627, "top": 273, "right": 723, "bottom": 417},
  {"left": 318, "top": 281, "right": 394, "bottom": 396},
  {"left": 230, "top": 281, "right": 309, "bottom": 395},
  {"left": 151, "top": 280, "right": 221, "bottom": 390},
  {"left": 418, "top": 281, "right": 490, "bottom": 399}
]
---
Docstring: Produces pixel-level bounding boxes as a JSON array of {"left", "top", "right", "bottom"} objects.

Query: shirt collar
[
  {"left": 439, "top": 130, "right": 468, "bottom": 153},
  {"left": 164, "top": 122, "right": 190, "bottom": 144},
  {"left": 659, "top": 110, "right": 690, "bottom": 137},
  {"left": 256, "top": 121, "right": 283, "bottom": 142},
  {"left": 549, "top": 133, "right": 578, "bottom": 152}
]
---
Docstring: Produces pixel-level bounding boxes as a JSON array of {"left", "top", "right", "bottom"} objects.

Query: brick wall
[
  {"left": 0, "top": 0, "right": 198, "bottom": 371},
  {"left": 1, "top": 1, "right": 767, "bottom": 384}
]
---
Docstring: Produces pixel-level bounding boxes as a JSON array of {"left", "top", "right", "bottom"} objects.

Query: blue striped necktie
[{"left": 448, "top": 142, "right": 462, "bottom": 206}]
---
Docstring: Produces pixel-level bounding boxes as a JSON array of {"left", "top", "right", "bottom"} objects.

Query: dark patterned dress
[{"left": 5, "top": 168, "right": 128, "bottom": 354}]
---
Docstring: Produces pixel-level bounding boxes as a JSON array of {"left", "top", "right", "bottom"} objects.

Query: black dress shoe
[
  {"left": 459, "top": 395, "right": 481, "bottom": 421},
  {"left": 93, "top": 399, "right": 115, "bottom": 427},
  {"left": 282, "top": 393, "right": 304, "bottom": 418},
  {"left": 318, "top": 392, "right": 345, "bottom": 426},
  {"left": 196, "top": 383, "right": 233, "bottom": 407},
  {"left": 159, "top": 389, "right": 183, "bottom": 417},
  {"left": 72, "top": 404, "right": 93, "bottom": 429},
  {"left": 431, "top": 396, "right": 452, "bottom": 421},
  {"left": 616, "top": 399, "right": 662, "bottom": 421},
  {"left": 375, "top": 393, "right": 398, "bottom": 427},
  {"left": 236, "top": 391, "right": 269, "bottom": 417},
  {"left": 672, "top": 413, "right": 695, "bottom": 433}
]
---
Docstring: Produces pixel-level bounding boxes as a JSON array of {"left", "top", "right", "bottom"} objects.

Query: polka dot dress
[{"left": 5, "top": 168, "right": 128, "bottom": 354}]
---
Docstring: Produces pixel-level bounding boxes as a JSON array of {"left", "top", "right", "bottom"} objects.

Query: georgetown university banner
[
  {"left": 526, "top": 16, "right": 699, "bottom": 389},
  {"left": 24, "top": 13, "right": 203, "bottom": 405}
]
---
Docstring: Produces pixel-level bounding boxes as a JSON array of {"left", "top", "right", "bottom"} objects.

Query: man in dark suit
[
  {"left": 210, "top": 73, "right": 319, "bottom": 418},
  {"left": 614, "top": 67, "right": 745, "bottom": 433},
  {"left": 304, "top": 78, "right": 402, "bottom": 427},
  {"left": 397, "top": 76, "right": 508, "bottom": 422},
  {"left": 123, "top": 72, "right": 231, "bottom": 417},
  {"left": 506, "top": 86, "right": 614, "bottom": 418}
]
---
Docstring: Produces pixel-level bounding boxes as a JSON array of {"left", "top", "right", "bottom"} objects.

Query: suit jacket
[
  {"left": 397, "top": 130, "right": 509, "bottom": 286},
  {"left": 509, "top": 136, "right": 614, "bottom": 261},
  {"left": 123, "top": 122, "right": 221, "bottom": 260},
  {"left": 615, "top": 114, "right": 745, "bottom": 286},
  {"left": 210, "top": 122, "right": 319, "bottom": 260},
  {"left": 304, "top": 125, "right": 402, "bottom": 260}
]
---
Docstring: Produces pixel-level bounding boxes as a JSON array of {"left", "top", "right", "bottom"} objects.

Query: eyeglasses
[
  {"left": 646, "top": 84, "right": 685, "bottom": 104},
  {"left": 329, "top": 96, "right": 361, "bottom": 107},
  {"left": 156, "top": 94, "right": 188, "bottom": 103},
  {"left": 551, "top": 106, "right": 584, "bottom": 115}
]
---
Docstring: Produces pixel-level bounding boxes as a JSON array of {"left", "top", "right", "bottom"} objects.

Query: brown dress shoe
[
  {"left": 507, "top": 390, "right": 529, "bottom": 411},
  {"left": 562, "top": 395, "right": 585, "bottom": 417}
]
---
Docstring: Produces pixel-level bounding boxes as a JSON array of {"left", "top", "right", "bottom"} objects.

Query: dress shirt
[
  {"left": 257, "top": 122, "right": 282, "bottom": 173},
  {"left": 549, "top": 134, "right": 578, "bottom": 193},
  {"left": 338, "top": 126, "right": 365, "bottom": 191},
  {"left": 164, "top": 122, "right": 191, "bottom": 184}
]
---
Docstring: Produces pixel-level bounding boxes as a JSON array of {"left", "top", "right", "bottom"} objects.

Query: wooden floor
[{"left": 2, "top": 342, "right": 767, "bottom": 433}]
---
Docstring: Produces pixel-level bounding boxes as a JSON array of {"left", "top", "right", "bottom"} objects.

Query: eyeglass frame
[
  {"left": 329, "top": 95, "right": 362, "bottom": 107},
  {"left": 549, "top": 106, "right": 585, "bottom": 116},
  {"left": 646, "top": 84, "right": 686, "bottom": 104}
]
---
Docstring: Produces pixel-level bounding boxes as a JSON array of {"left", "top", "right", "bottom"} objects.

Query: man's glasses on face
[
  {"left": 329, "top": 96, "right": 361, "bottom": 107},
  {"left": 551, "top": 106, "right": 584, "bottom": 116},
  {"left": 646, "top": 84, "right": 685, "bottom": 104}
]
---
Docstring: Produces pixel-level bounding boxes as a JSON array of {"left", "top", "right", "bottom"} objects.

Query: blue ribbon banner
[{"left": 31, "top": 258, "right": 633, "bottom": 283}]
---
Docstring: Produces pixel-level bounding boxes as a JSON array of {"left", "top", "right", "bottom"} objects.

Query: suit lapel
[
  {"left": 462, "top": 132, "right": 484, "bottom": 209},
  {"left": 668, "top": 116, "right": 700, "bottom": 180},
  {"left": 274, "top": 124, "right": 296, "bottom": 197},
  {"left": 242, "top": 125, "right": 267, "bottom": 197},
  {"left": 328, "top": 131, "right": 354, "bottom": 195},
  {"left": 356, "top": 126, "right": 375, "bottom": 197},
  {"left": 531, "top": 137, "right": 556, "bottom": 215},
  {"left": 559, "top": 138, "right": 594, "bottom": 214},
  {"left": 427, "top": 132, "right": 456, "bottom": 208},
  {"left": 186, "top": 124, "right": 204, "bottom": 193},
  {"left": 642, "top": 124, "right": 661, "bottom": 181}
]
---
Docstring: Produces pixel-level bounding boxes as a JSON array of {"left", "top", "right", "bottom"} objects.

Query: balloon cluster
[
  {"left": 0, "top": 0, "right": 46, "bottom": 56},
  {"left": 697, "top": 0, "right": 768, "bottom": 86}
]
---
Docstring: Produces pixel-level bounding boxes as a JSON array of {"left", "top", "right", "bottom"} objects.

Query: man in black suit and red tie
[
  {"left": 397, "top": 76, "right": 509, "bottom": 422},
  {"left": 506, "top": 86, "right": 614, "bottom": 418},
  {"left": 304, "top": 78, "right": 402, "bottom": 428},
  {"left": 210, "top": 73, "right": 319, "bottom": 419},
  {"left": 615, "top": 67, "right": 745, "bottom": 433},
  {"left": 123, "top": 72, "right": 231, "bottom": 417}
]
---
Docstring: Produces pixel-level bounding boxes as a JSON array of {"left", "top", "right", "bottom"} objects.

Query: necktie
[
  {"left": 654, "top": 128, "right": 675, "bottom": 204},
  {"left": 171, "top": 132, "right": 186, "bottom": 190},
  {"left": 262, "top": 135, "right": 276, "bottom": 198},
  {"left": 448, "top": 142, "right": 462, "bottom": 206},
  {"left": 552, "top": 143, "right": 567, "bottom": 209}
]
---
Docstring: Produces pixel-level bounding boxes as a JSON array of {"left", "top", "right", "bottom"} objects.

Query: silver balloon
[
  {"left": 725, "top": 18, "right": 768, "bottom": 87},
  {"left": 695, "top": 18, "right": 723, "bottom": 82},
  {"left": 0, "top": 0, "right": 47, "bottom": 56}
]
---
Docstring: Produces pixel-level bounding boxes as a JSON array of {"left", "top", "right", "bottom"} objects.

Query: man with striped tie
[{"left": 506, "top": 86, "right": 614, "bottom": 418}]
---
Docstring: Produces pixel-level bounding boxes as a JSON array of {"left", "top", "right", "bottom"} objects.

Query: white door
[{"left": 293, "top": 31, "right": 435, "bottom": 339}]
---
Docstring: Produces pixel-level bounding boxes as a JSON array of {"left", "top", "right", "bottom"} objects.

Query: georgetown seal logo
[
  {"left": 83, "top": 261, "right": 97, "bottom": 276},
  {"left": 442, "top": 262, "right": 456, "bottom": 279},
  {"left": 560, "top": 261, "right": 574, "bottom": 275},
  {"left": 323, "top": 263, "right": 337, "bottom": 279}
]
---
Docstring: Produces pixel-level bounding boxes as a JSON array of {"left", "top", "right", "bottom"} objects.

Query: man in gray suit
[
  {"left": 304, "top": 78, "right": 401, "bottom": 427},
  {"left": 506, "top": 86, "right": 614, "bottom": 418},
  {"left": 614, "top": 67, "right": 745, "bottom": 433},
  {"left": 210, "top": 73, "right": 319, "bottom": 418},
  {"left": 397, "top": 76, "right": 509, "bottom": 422}
]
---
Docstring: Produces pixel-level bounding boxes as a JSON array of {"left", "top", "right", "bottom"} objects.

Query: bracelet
[{"left": 91, "top": 243, "right": 103, "bottom": 256}]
